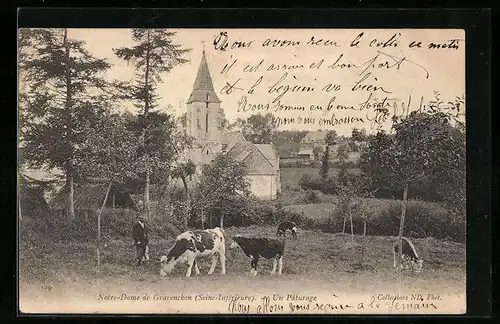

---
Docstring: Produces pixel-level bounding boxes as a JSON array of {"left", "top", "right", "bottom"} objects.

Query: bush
[
  {"left": 304, "top": 189, "right": 320, "bottom": 203},
  {"left": 284, "top": 199, "right": 465, "bottom": 243}
]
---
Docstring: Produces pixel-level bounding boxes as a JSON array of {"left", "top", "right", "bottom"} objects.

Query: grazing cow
[
  {"left": 276, "top": 221, "right": 298, "bottom": 239},
  {"left": 393, "top": 237, "right": 424, "bottom": 272},
  {"left": 230, "top": 235, "right": 285, "bottom": 276},
  {"left": 159, "top": 227, "right": 226, "bottom": 277}
]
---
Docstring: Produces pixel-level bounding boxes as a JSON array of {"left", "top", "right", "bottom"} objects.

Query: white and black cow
[
  {"left": 230, "top": 235, "right": 285, "bottom": 276},
  {"left": 276, "top": 221, "right": 298, "bottom": 239},
  {"left": 393, "top": 237, "right": 424, "bottom": 272},
  {"left": 159, "top": 227, "right": 226, "bottom": 277}
]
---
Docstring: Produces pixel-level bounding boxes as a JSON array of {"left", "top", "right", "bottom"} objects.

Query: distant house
[
  {"left": 222, "top": 137, "right": 281, "bottom": 200},
  {"left": 297, "top": 148, "right": 315, "bottom": 161},
  {"left": 19, "top": 175, "right": 51, "bottom": 220},
  {"left": 49, "top": 179, "right": 139, "bottom": 220},
  {"left": 300, "top": 131, "right": 328, "bottom": 150}
]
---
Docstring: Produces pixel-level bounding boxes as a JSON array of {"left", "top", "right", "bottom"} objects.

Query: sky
[{"left": 55, "top": 29, "right": 465, "bottom": 136}]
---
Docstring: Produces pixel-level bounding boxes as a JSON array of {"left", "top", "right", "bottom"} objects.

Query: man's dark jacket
[{"left": 132, "top": 221, "right": 148, "bottom": 246}]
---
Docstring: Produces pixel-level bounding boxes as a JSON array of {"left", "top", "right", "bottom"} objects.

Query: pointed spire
[
  {"left": 187, "top": 49, "right": 221, "bottom": 104},
  {"left": 193, "top": 50, "right": 215, "bottom": 91}
]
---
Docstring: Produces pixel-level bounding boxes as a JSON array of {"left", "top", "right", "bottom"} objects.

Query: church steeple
[{"left": 187, "top": 50, "right": 221, "bottom": 104}]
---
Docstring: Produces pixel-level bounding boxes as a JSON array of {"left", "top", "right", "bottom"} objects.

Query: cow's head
[
  {"left": 230, "top": 235, "right": 242, "bottom": 249},
  {"left": 159, "top": 237, "right": 193, "bottom": 276},
  {"left": 412, "top": 259, "right": 424, "bottom": 272},
  {"left": 159, "top": 254, "right": 181, "bottom": 277}
]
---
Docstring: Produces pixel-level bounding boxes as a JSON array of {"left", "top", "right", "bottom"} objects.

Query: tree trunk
[
  {"left": 363, "top": 221, "right": 367, "bottom": 237},
  {"left": 64, "top": 28, "right": 75, "bottom": 221},
  {"left": 144, "top": 166, "right": 150, "bottom": 220},
  {"left": 67, "top": 174, "right": 75, "bottom": 220},
  {"left": 97, "top": 183, "right": 112, "bottom": 267},
  {"left": 181, "top": 177, "right": 189, "bottom": 199},
  {"left": 397, "top": 182, "right": 409, "bottom": 272},
  {"left": 342, "top": 215, "right": 346, "bottom": 233},
  {"left": 142, "top": 29, "right": 152, "bottom": 220},
  {"left": 349, "top": 205, "right": 354, "bottom": 244},
  {"left": 220, "top": 213, "right": 224, "bottom": 228}
]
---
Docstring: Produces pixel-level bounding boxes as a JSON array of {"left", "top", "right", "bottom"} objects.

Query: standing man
[{"left": 132, "top": 214, "right": 149, "bottom": 265}]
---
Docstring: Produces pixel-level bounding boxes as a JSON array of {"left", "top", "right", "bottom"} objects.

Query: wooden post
[
  {"left": 349, "top": 205, "right": 354, "bottom": 244},
  {"left": 396, "top": 182, "right": 409, "bottom": 292},
  {"left": 97, "top": 183, "right": 112, "bottom": 267},
  {"left": 201, "top": 204, "right": 205, "bottom": 230}
]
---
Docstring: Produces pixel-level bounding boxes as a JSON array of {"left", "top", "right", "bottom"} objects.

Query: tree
[
  {"left": 358, "top": 131, "right": 395, "bottom": 194},
  {"left": 219, "top": 109, "right": 230, "bottom": 132},
  {"left": 313, "top": 146, "right": 322, "bottom": 162},
  {"left": 324, "top": 130, "right": 337, "bottom": 145},
  {"left": 196, "top": 154, "right": 250, "bottom": 228},
  {"left": 171, "top": 160, "right": 197, "bottom": 200},
  {"left": 351, "top": 128, "right": 367, "bottom": 142},
  {"left": 337, "top": 143, "right": 350, "bottom": 164},
  {"left": 19, "top": 28, "right": 113, "bottom": 220},
  {"left": 114, "top": 28, "right": 190, "bottom": 218},
  {"left": 231, "top": 113, "right": 276, "bottom": 144},
  {"left": 319, "top": 146, "right": 330, "bottom": 180},
  {"left": 379, "top": 107, "right": 465, "bottom": 273}
]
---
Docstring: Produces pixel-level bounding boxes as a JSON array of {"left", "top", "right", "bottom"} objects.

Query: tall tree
[
  {"left": 114, "top": 29, "right": 190, "bottom": 218},
  {"left": 379, "top": 108, "right": 465, "bottom": 273},
  {"left": 324, "top": 130, "right": 337, "bottom": 145},
  {"left": 319, "top": 146, "right": 330, "bottom": 180},
  {"left": 19, "top": 28, "right": 112, "bottom": 220},
  {"left": 196, "top": 154, "right": 250, "bottom": 228}
]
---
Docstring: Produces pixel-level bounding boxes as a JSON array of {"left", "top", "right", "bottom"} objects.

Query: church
[{"left": 183, "top": 50, "right": 281, "bottom": 200}]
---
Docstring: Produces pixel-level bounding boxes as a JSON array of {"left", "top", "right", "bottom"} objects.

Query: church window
[
  {"left": 205, "top": 112, "right": 209, "bottom": 133},
  {"left": 197, "top": 118, "right": 201, "bottom": 130},
  {"left": 207, "top": 149, "right": 209, "bottom": 155}
]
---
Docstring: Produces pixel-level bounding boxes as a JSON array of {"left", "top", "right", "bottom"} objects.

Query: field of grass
[
  {"left": 280, "top": 167, "right": 360, "bottom": 189},
  {"left": 19, "top": 223, "right": 466, "bottom": 314}
]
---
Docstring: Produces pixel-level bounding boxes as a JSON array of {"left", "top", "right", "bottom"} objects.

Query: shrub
[
  {"left": 304, "top": 189, "right": 320, "bottom": 204},
  {"left": 285, "top": 198, "right": 465, "bottom": 243}
]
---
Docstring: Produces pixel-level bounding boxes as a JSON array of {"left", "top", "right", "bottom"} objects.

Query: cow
[
  {"left": 230, "top": 235, "right": 285, "bottom": 276},
  {"left": 393, "top": 237, "right": 424, "bottom": 272},
  {"left": 159, "top": 227, "right": 226, "bottom": 277},
  {"left": 276, "top": 221, "right": 298, "bottom": 239}
]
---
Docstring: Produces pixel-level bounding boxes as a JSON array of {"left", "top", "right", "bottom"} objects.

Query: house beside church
[{"left": 183, "top": 50, "right": 281, "bottom": 200}]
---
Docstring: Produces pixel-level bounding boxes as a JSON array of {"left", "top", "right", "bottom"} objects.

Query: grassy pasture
[{"left": 19, "top": 223, "right": 465, "bottom": 314}]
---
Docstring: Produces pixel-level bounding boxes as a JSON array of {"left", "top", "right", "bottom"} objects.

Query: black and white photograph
[{"left": 18, "top": 27, "right": 466, "bottom": 314}]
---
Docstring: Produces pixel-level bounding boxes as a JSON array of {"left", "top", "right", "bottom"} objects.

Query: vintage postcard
[{"left": 18, "top": 28, "right": 466, "bottom": 315}]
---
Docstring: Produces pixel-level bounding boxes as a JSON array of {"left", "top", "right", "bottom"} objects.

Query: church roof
[
  {"left": 187, "top": 50, "right": 221, "bottom": 104},
  {"left": 254, "top": 144, "right": 279, "bottom": 168}
]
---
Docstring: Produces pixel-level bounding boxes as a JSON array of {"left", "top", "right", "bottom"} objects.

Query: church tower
[{"left": 186, "top": 50, "right": 223, "bottom": 167}]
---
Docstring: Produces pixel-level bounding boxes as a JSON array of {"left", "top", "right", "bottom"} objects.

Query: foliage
[
  {"left": 113, "top": 28, "right": 191, "bottom": 215},
  {"left": 324, "top": 130, "right": 337, "bottom": 145},
  {"left": 351, "top": 128, "right": 367, "bottom": 142},
  {"left": 229, "top": 113, "right": 276, "bottom": 144},
  {"left": 113, "top": 29, "right": 190, "bottom": 114},
  {"left": 319, "top": 146, "right": 330, "bottom": 179},
  {"left": 193, "top": 153, "right": 251, "bottom": 226},
  {"left": 304, "top": 189, "right": 320, "bottom": 204},
  {"left": 313, "top": 146, "right": 322, "bottom": 161},
  {"left": 19, "top": 28, "right": 113, "bottom": 173}
]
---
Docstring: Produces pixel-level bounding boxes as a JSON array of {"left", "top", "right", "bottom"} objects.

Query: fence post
[{"left": 97, "top": 182, "right": 112, "bottom": 267}]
